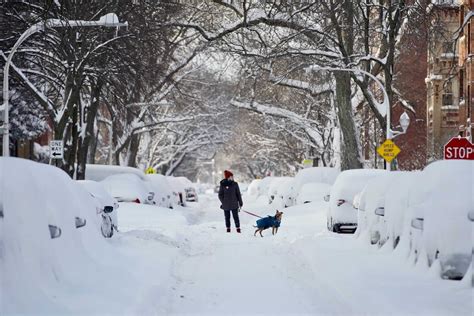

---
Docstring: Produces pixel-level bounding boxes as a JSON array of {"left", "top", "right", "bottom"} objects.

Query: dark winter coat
[
  {"left": 256, "top": 216, "right": 281, "bottom": 229},
  {"left": 218, "top": 179, "right": 243, "bottom": 211}
]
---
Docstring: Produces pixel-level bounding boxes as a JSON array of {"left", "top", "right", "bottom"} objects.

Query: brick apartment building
[
  {"left": 426, "top": 0, "right": 473, "bottom": 159},
  {"left": 458, "top": 0, "right": 474, "bottom": 140}
]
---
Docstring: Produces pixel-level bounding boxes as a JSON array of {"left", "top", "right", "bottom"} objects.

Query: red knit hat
[{"left": 224, "top": 170, "right": 233, "bottom": 179}]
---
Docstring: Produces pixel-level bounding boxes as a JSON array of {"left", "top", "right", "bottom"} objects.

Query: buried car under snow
[
  {"left": 101, "top": 173, "right": 154, "bottom": 204},
  {"left": 327, "top": 169, "right": 385, "bottom": 233},
  {"left": 408, "top": 160, "right": 473, "bottom": 280},
  {"left": 77, "top": 180, "right": 119, "bottom": 238}
]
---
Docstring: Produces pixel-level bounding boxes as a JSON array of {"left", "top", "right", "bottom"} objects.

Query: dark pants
[{"left": 224, "top": 209, "right": 240, "bottom": 228}]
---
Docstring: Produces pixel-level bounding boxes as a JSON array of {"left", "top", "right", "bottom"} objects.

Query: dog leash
[{"left": 241, "top": 209, "right": 263, "bottom": 219}]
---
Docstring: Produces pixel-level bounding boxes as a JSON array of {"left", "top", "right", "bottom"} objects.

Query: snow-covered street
[{"left": 107, "top": 193, "right": 471, "bottom": 315}]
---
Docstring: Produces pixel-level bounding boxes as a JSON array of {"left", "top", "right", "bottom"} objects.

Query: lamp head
[{"left": 399, "top": 111, "right": 410, "bottom": 133}]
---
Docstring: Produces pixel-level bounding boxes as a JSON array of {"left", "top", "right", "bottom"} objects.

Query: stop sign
[{"left": 444, "top": 137, "right": 474, "bottom": 160}]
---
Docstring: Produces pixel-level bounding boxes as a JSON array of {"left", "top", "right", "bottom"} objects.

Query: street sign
[
  {"left": 145, "top": 167, "right": 156, "bottom": 174},
  {"left": 444, "top": 137, "right": 474, "bottom": 160},
  {"left": 49, "top": 140, "right": 63, "bottom": 159},
  {"left": 377, "top": 139, "right": 401, "bottom": 163},
  {"left": 302, "top": 159, "right": 313, "bottom": 168}
]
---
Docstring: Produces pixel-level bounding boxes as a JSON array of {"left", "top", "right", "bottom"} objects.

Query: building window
[{"left": 442, "top": 80, "right": 453, "bottom": 106}]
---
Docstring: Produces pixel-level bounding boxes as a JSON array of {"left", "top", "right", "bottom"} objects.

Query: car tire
[
  {"left": 101, "top": 214, "right": 113, "bottom": 238},
  {"left": 332, "top": 223, "right": 339, "bottom": 233}
]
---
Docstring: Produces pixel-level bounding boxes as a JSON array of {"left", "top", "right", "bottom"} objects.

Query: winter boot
[
  {"left": 227, "top": 228, "right": 231, "bottom": 233},
  {"left": 236, "top": 228, "right": 241, "bottom": 233}
]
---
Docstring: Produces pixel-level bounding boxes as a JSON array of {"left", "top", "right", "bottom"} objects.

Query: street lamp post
[
  {"left": 1, "top": 13, "right": 127, "bottom": 157},
  {"left": 310, "top": 66, "right": 410, "bottom": 171}
]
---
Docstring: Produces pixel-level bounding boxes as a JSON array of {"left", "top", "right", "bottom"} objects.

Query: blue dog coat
[{"left": 256, "top": 216, "right": 281, "bottom": 229}]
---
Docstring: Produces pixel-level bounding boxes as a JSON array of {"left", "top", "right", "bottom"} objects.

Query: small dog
[{"left": 254, "top": 210, "right": 283, "bottom": 237}]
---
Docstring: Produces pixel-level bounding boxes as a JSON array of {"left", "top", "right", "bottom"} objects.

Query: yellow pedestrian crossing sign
[
  {"left": 377, "top": 139, "right": 401, "bottom": 163},
  {"left": 145, "top": 167, "right": 156, "bottom": 174}
]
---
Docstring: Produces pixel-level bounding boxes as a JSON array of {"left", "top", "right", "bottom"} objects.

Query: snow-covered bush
[{"left": 327, "top": 169, "right": 385, "bottom": 233}]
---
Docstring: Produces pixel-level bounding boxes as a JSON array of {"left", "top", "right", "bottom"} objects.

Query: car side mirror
[
  {"left": 468, "top": 211, "right": 474, "bottom": 222},
  {"left": 103, "top": 206, "right": 114, "bottom": 213},
  {"left": 147, "top": 192, "right": 155, "bottom": 201},
  {"left": 75, "top": 217, "right": 87, "bottom": 228},
  {"left": 48, "top": 225, "right": 62, "bottom": 239},
  {"left": 411, "top": 218, "right": 424, "bottom": 230},
  {"left": 324, "top": 195, "right": 330, "bottom": 202},
  {"left": 374, "top": 207, "right": 385, "bottom": 216}
]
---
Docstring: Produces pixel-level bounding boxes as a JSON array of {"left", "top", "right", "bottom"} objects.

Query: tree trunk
[
  {"left": 76, "top": 79, "right": 103, "bottom": 180},
  {"left": 334, "top": 72, "right": 363, "bottom": 170},
  {"left": 126, "top": 133, "right": 140, "bottom": 167}
]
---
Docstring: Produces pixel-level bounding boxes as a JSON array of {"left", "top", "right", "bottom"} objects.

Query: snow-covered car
[
  {"left": 411, "top": 160, "right": 473, "bottom": 280},
  {"left": 383, "top": 171, "right": 420, "bottom": 249},
  {"left": 294, "top": 167, "right": 339, "bottom": 191},
  {"left": 247, "top": 179, "right": 262, "bottom": 200},
  {"left": 145, "top": 174, "right": 174, "bottom": 208},
  {"left": 276, "top": 178, "right": 297, "bottom": 208},
  {"left": 185, "top": 187, "right": 198, "bottom": 202},
  {"left": 355, "top": 172, "right": 405, "bottom": 246},
  {"left": 256, "top": 176, "right": 277, "bottom": 200},
  {"left": 167, "top": 176, "right": 193, "bottom": 207},
  {"left": 267, "top": 177, "right": 292, "bottom": 205},
  {"left": 327, "top": 169, "right": 385, "bottom": 233},
  {"left": 85, "top": 164, "right": 146, "bottom": 182},
  {"left": 101, "top": 173, "right": 153, "bottom": 204},
  {"left": 77, "top": 180, "right": 119, "bottom": 237},
  {"left": 296, "top": 182, "right": 331, "bottom": 205}
]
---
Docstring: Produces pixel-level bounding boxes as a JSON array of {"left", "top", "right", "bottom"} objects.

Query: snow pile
[
  {"left": 246, "top": 179, "right": 262, "bottom": 201},
  {"left": 85, "top": 164, "right": 146, "bottom": 181}
]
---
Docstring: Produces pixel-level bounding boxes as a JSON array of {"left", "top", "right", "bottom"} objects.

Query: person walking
[{"left": 218, "top": 170, "right": 243, "bottom": 233}]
